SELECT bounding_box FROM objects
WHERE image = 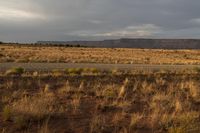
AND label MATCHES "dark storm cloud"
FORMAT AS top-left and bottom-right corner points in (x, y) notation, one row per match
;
(0, 0), (200, 42)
